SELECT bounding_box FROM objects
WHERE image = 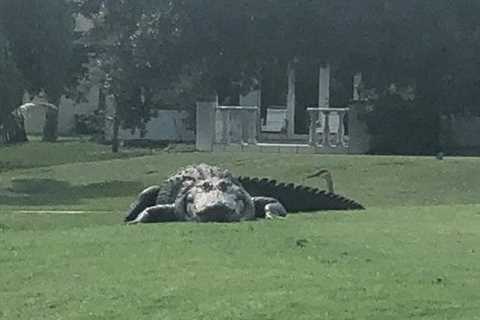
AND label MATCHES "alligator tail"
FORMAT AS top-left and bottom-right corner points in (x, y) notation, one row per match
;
(237, 176), (364, 212)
